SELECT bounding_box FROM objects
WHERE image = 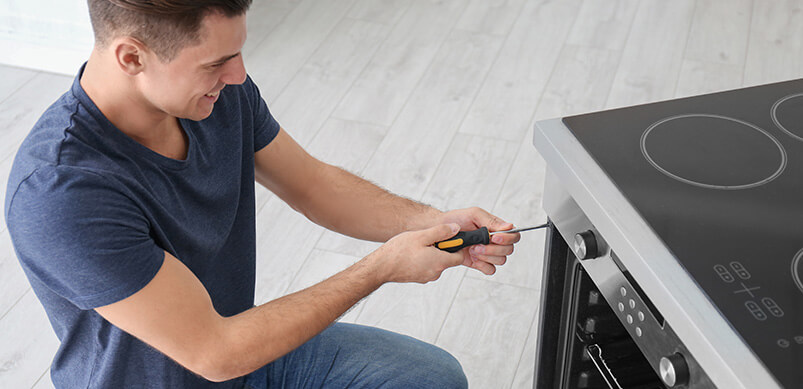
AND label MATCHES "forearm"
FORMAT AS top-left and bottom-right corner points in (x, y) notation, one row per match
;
(209, 254), (387, 381)
(300, 164), (443, 241)
(254, 130), (442, 240)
